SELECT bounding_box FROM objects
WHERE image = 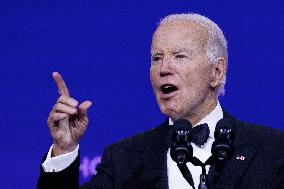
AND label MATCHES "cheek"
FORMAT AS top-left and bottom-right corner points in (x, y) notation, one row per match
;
(150, 69), (159, 88)
(185, 65), (212, 90)
(178, 73), (207, 103)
